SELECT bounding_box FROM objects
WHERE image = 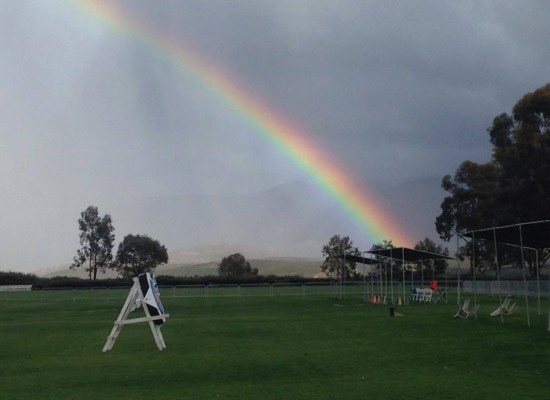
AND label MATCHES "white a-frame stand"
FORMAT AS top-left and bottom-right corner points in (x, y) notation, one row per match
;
(103, 277), (170, 351)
